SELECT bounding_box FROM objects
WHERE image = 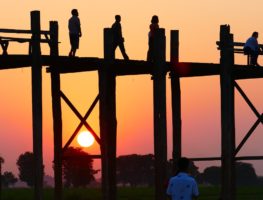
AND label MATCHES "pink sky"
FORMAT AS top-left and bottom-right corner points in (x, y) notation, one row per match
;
(1, 0), (263, 178)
